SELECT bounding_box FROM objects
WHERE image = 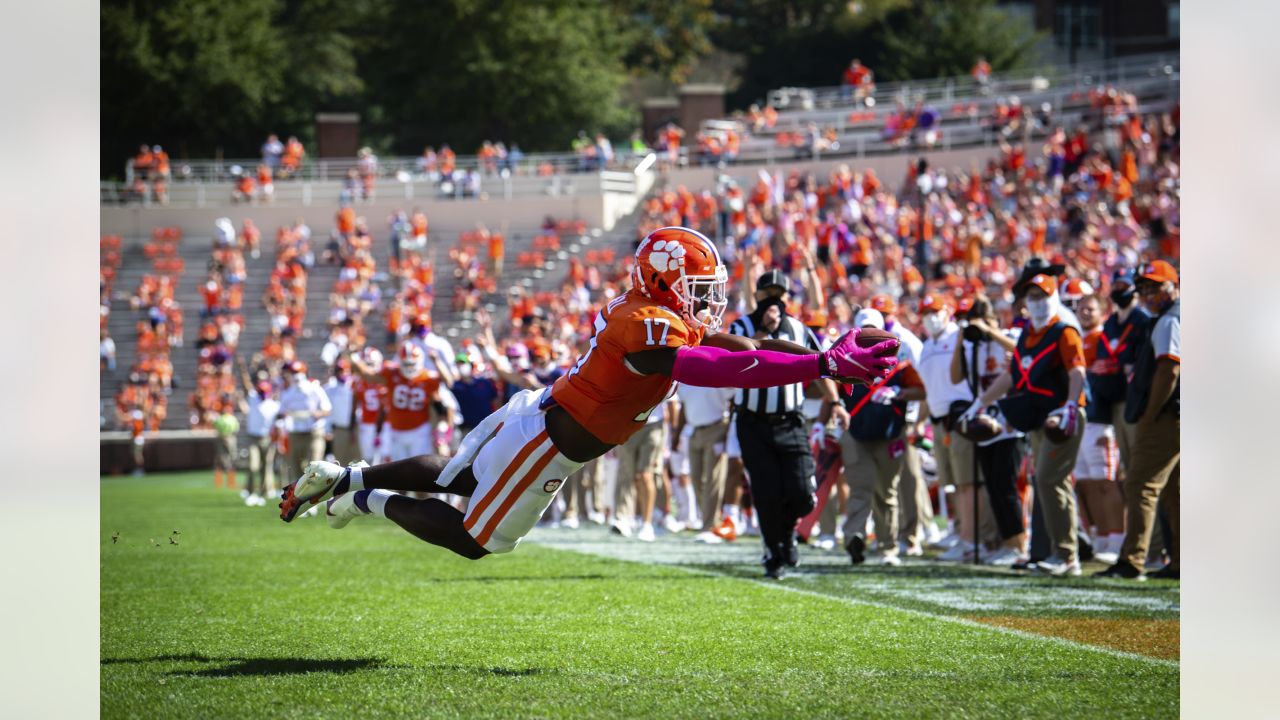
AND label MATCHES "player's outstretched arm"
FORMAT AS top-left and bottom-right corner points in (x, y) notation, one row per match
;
(625, 329), (897, 388)
(702, 331), (813, 356)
